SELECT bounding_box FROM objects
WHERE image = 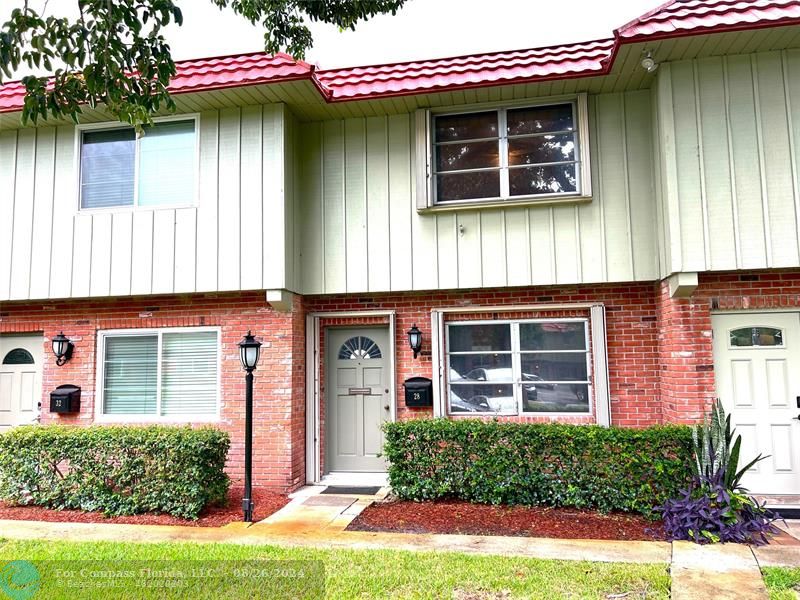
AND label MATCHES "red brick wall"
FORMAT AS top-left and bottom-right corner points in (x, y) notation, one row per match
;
(656, 269), (800, 424)
(4, 269), (796, 489)
(305, 282), (662, 428)
(0, 291), (306, 492)
(656, 280), (715, 423)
